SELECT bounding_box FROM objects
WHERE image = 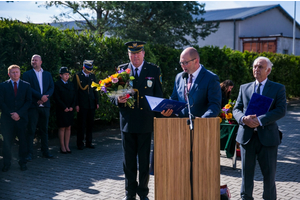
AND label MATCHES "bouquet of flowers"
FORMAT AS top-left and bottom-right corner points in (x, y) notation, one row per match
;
(91, 68), (136, 108)
(219, 99), (237, 124)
